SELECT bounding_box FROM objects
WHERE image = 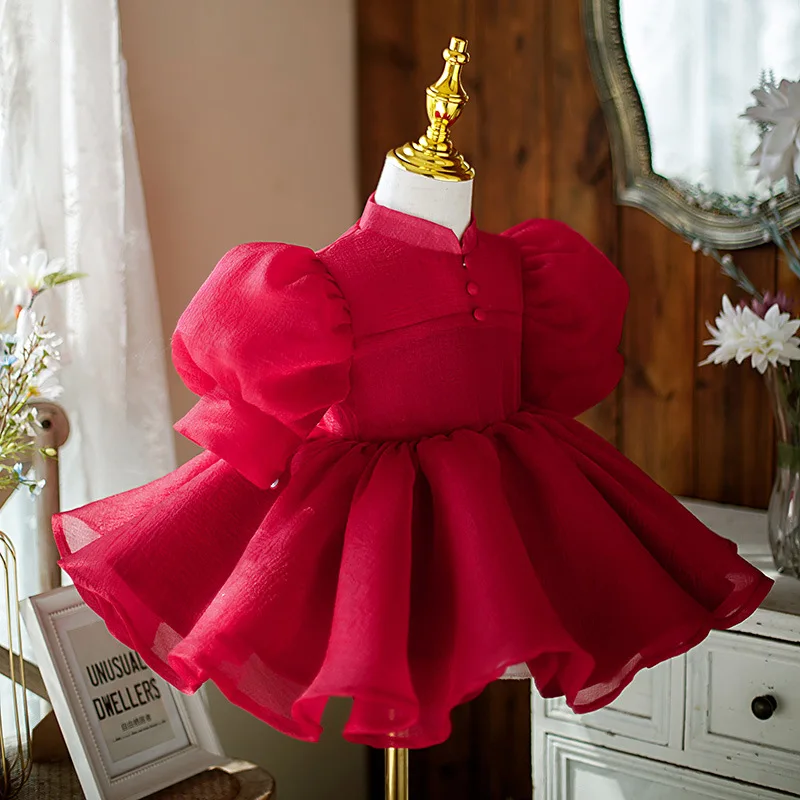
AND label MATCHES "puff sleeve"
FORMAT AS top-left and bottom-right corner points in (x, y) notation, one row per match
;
(503, 219), (628, 417)
(171, 242), (352, 489)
